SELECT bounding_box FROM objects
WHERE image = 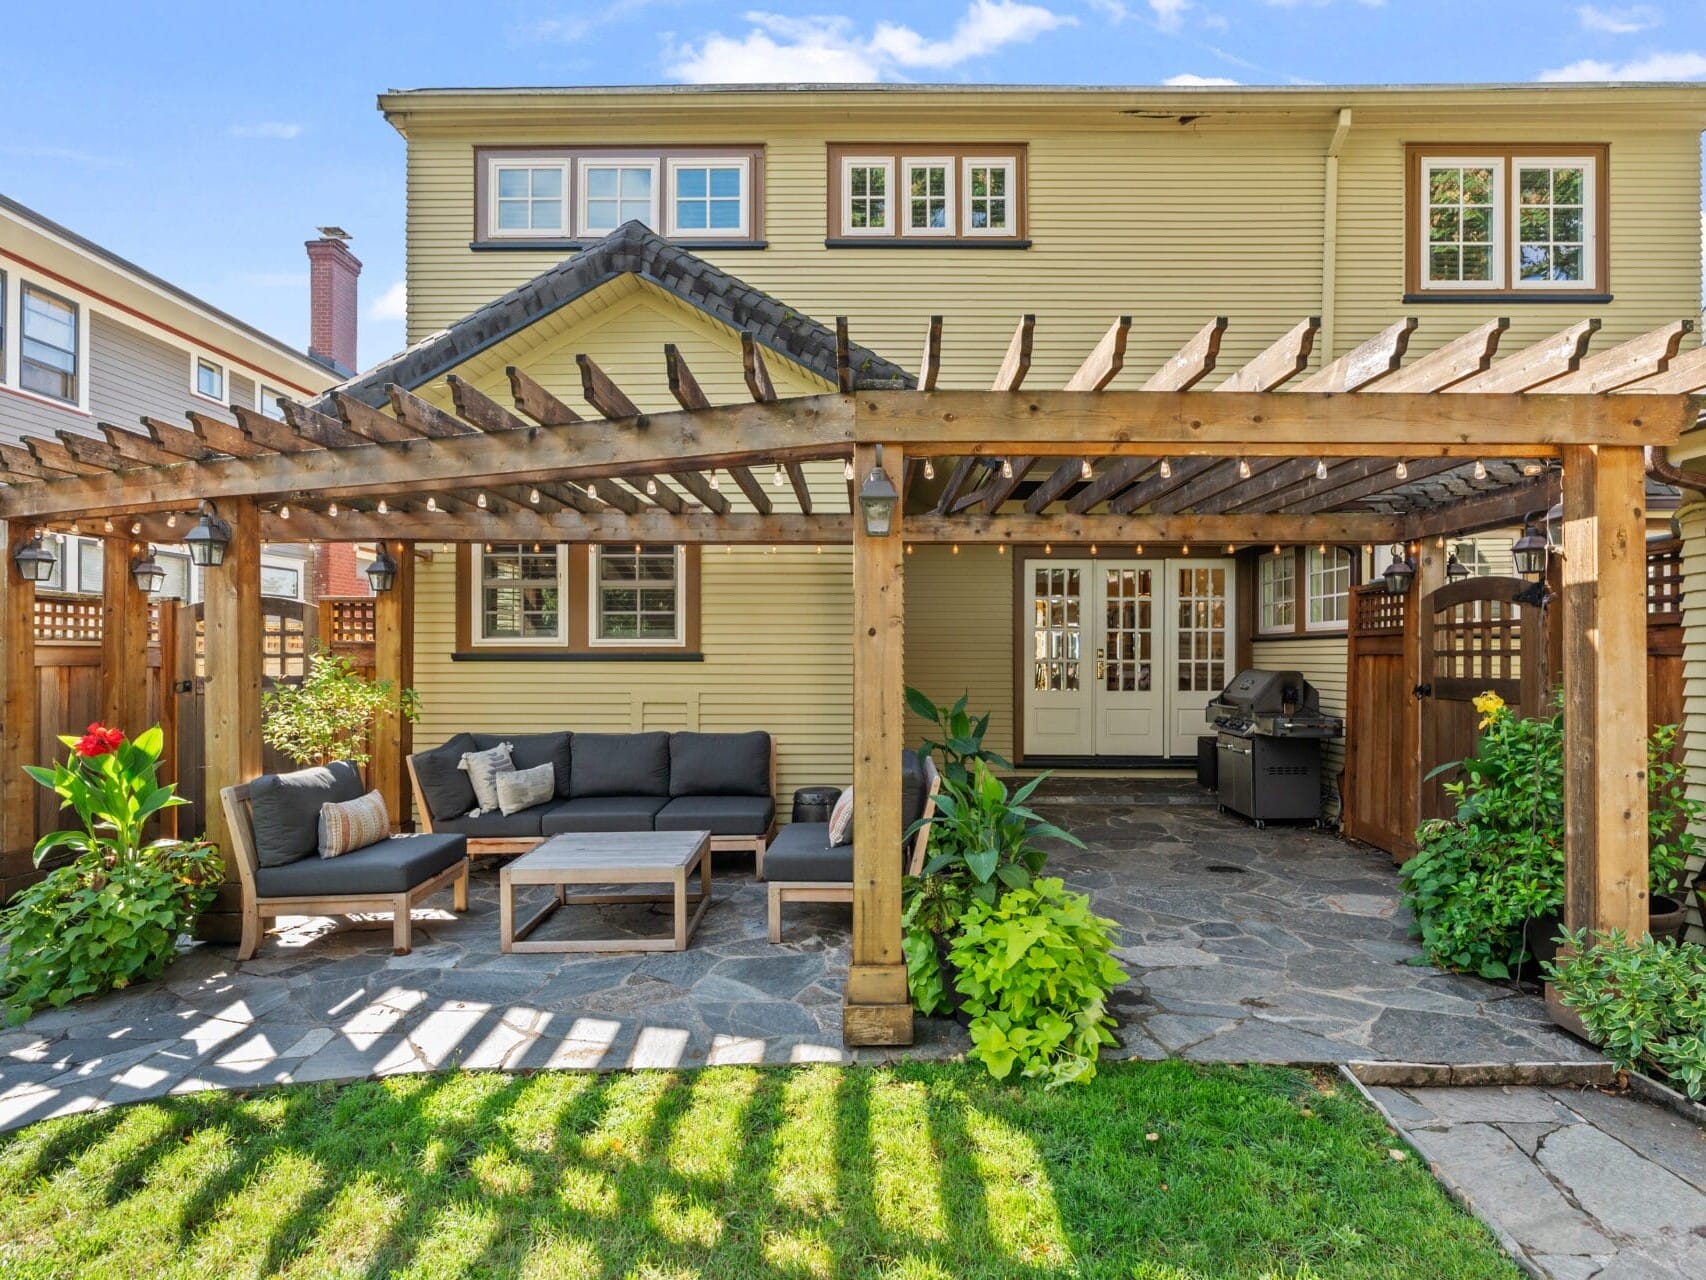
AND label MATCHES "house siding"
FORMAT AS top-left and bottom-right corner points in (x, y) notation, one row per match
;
(1677, 502), (1706, 943)
(1251, 634), (1349, 823)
